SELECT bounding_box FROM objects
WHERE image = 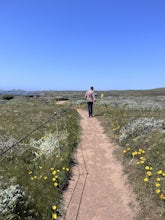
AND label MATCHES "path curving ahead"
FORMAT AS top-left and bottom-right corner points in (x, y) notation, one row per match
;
(60, 109), (138, 220)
